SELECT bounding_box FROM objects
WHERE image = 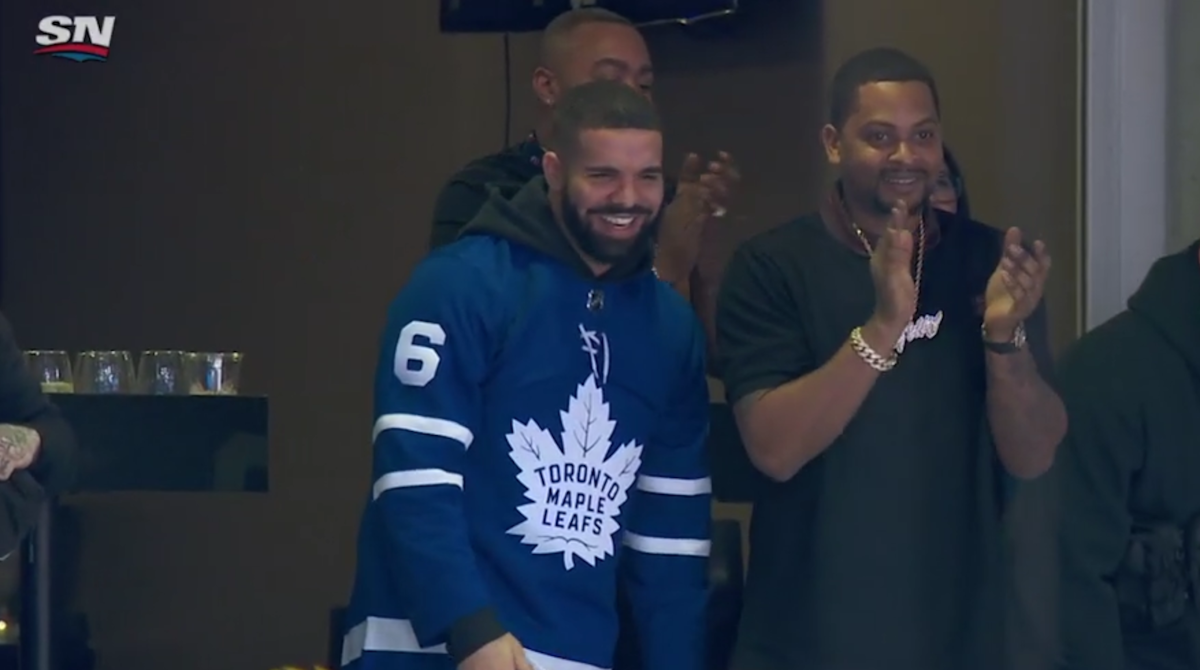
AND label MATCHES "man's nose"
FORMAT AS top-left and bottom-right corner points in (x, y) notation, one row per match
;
(892, 141), (917, 164)
(611, 179), (638, 208)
